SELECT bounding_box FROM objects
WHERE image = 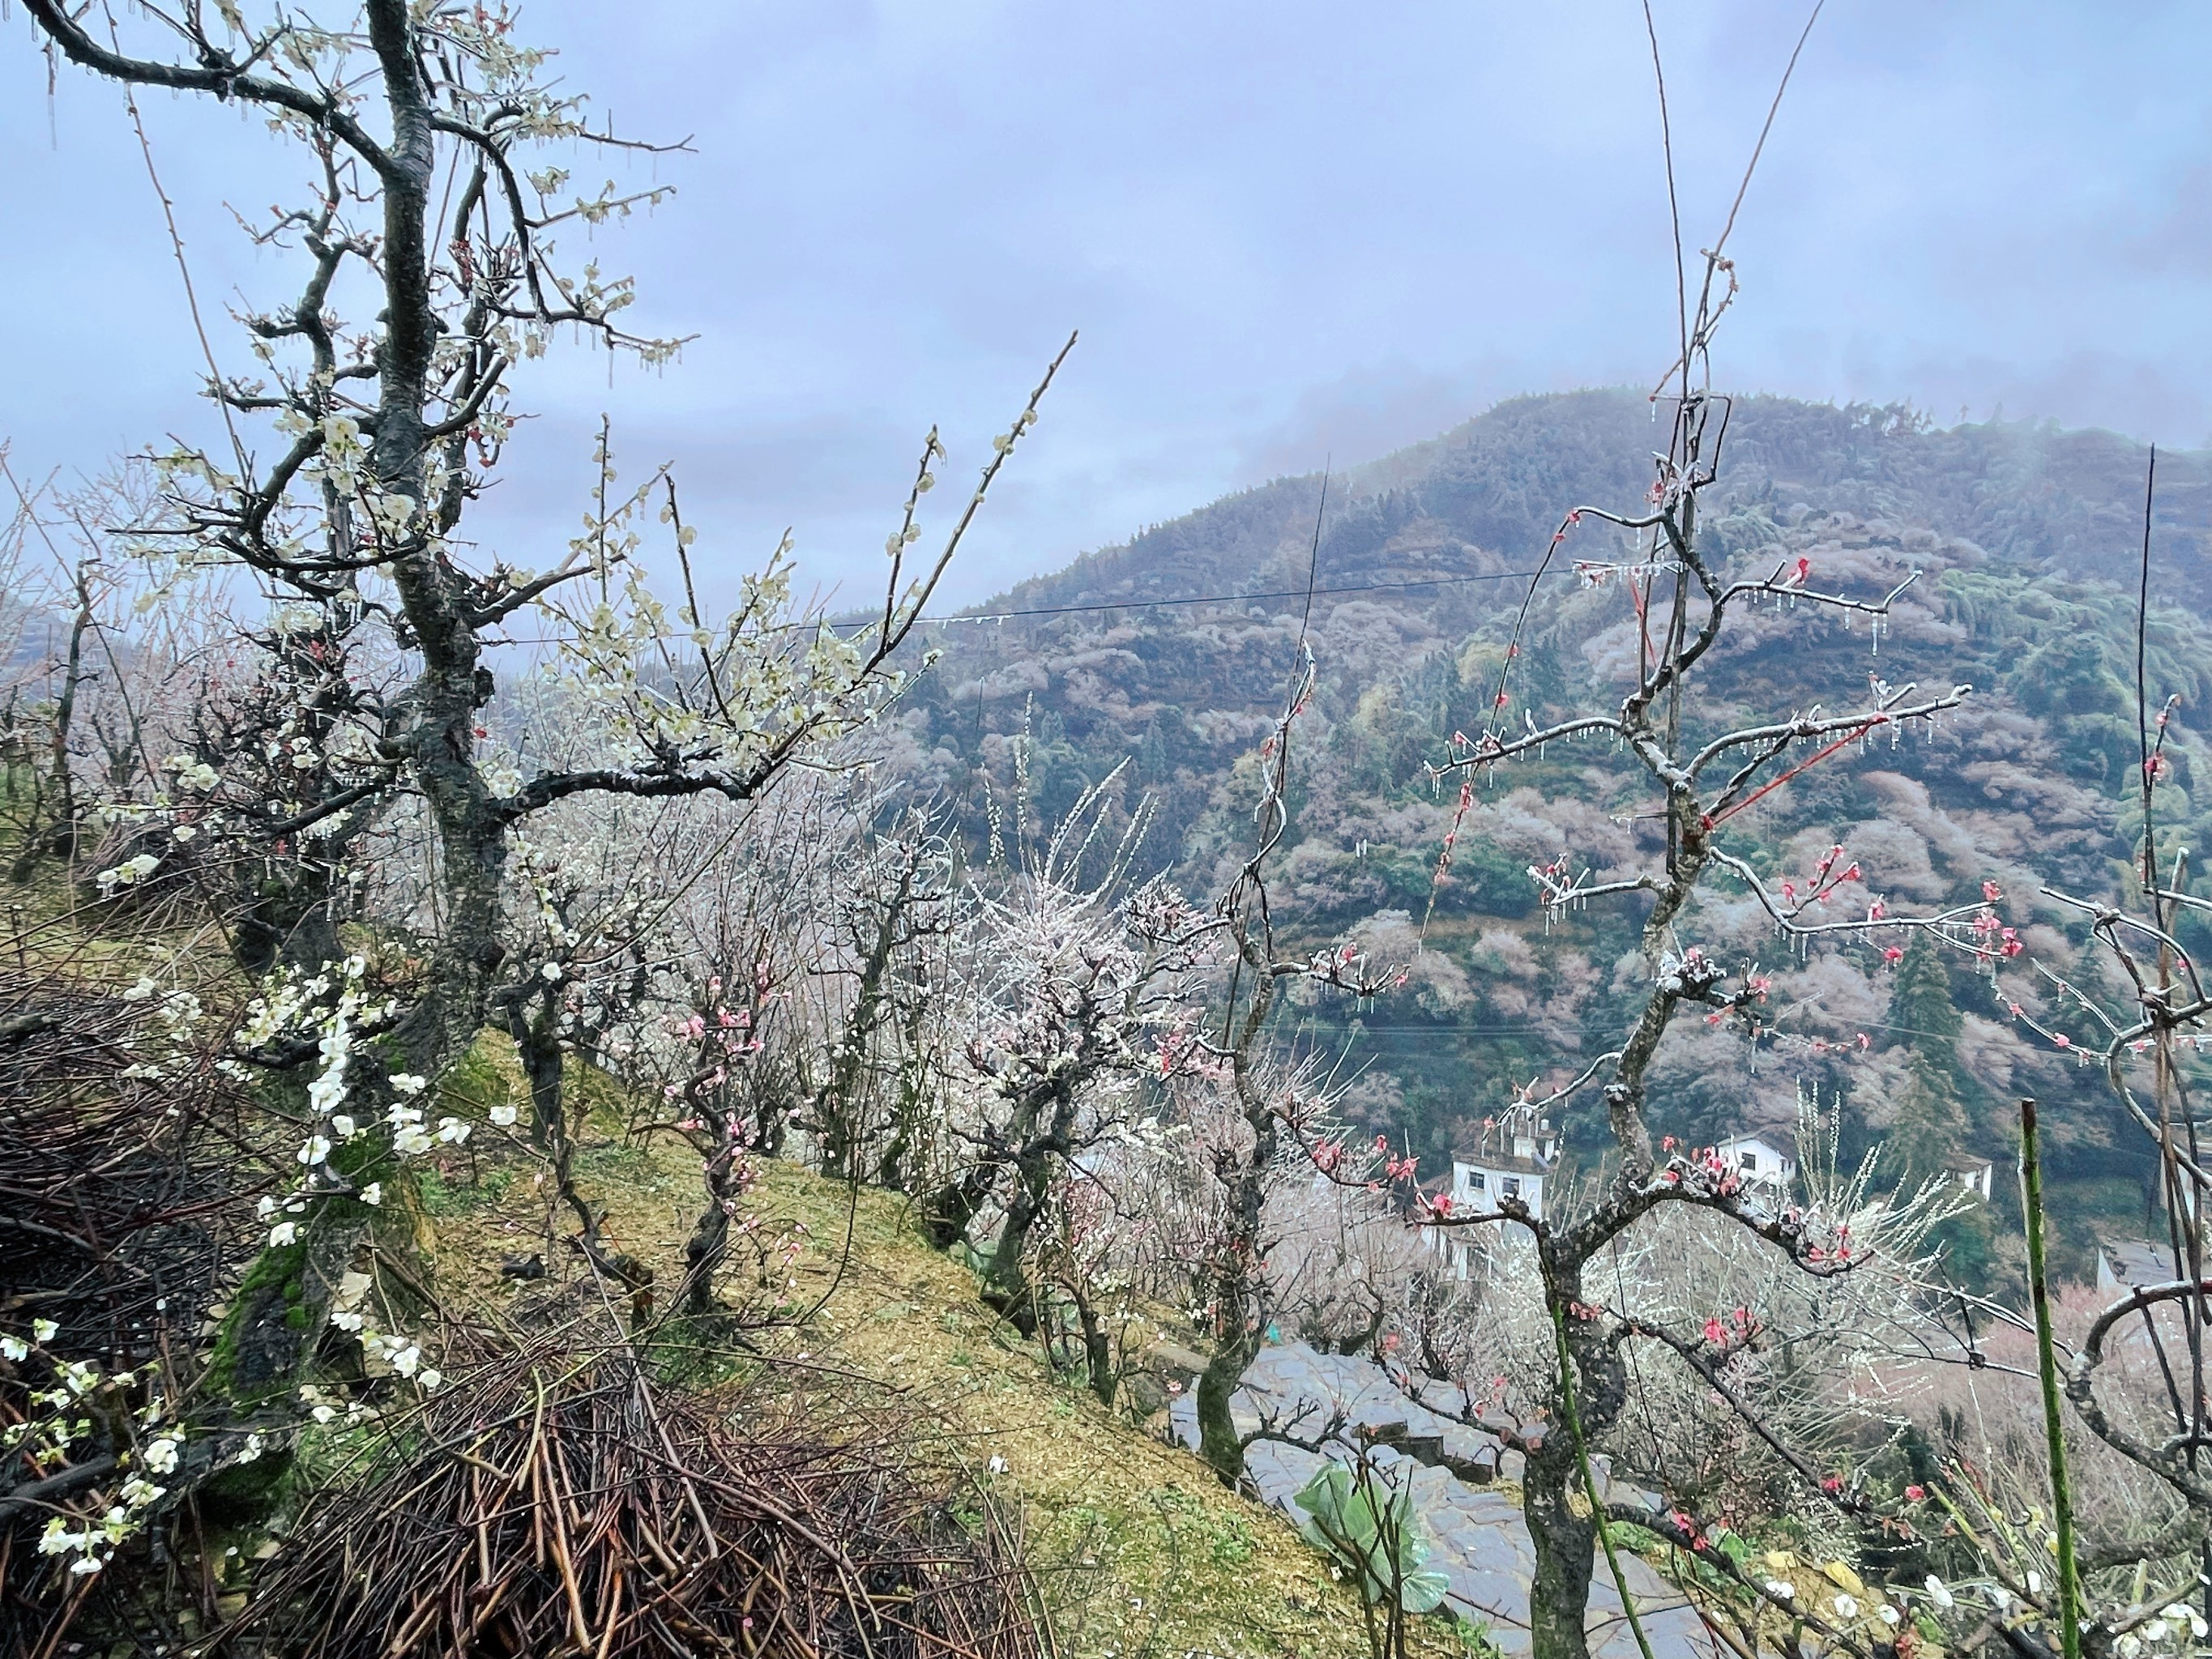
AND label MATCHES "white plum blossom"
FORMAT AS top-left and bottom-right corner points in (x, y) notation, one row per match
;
(20, 1358), (177, 1576)
(436, 1116), (471, 1145)
(268, 1221), (298, 1247)
(389, 1073), (428, 1097)
(359, 1182), (382, 1207)
(489, 1101), (519, 1128)
(96, 852), (162, 894)
(362, 1333), (426, 1378)
(297, 1133), (332, 1166)
(305, 1034), (352, 1115)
